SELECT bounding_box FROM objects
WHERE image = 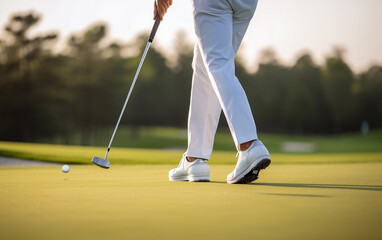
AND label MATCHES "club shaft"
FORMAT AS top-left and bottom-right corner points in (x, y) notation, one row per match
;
(105, 42), (152, 159)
